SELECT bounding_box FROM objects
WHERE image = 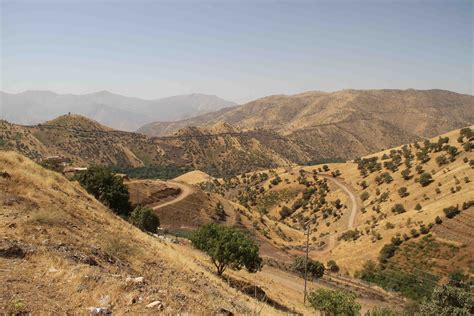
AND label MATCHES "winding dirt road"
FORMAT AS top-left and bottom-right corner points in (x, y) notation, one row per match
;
(303, 172), (361, 255)
(152, 180), (193, 210)
(321, 175), (359, 230)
